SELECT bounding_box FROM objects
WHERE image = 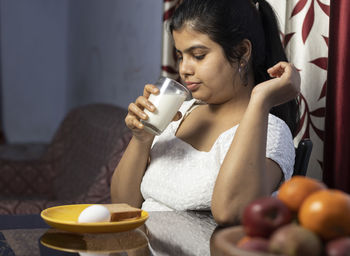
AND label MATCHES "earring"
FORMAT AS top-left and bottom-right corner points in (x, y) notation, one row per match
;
(238, 62), (244, 74)
(238, 59), (248, 86)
